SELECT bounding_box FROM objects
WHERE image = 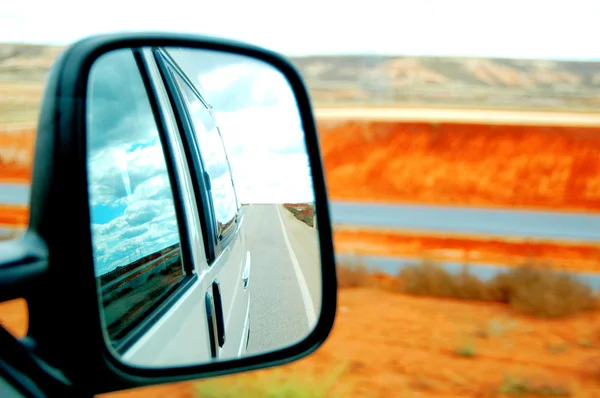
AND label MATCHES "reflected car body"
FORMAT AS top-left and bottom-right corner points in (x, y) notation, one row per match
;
(88, 46), (251, 366)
